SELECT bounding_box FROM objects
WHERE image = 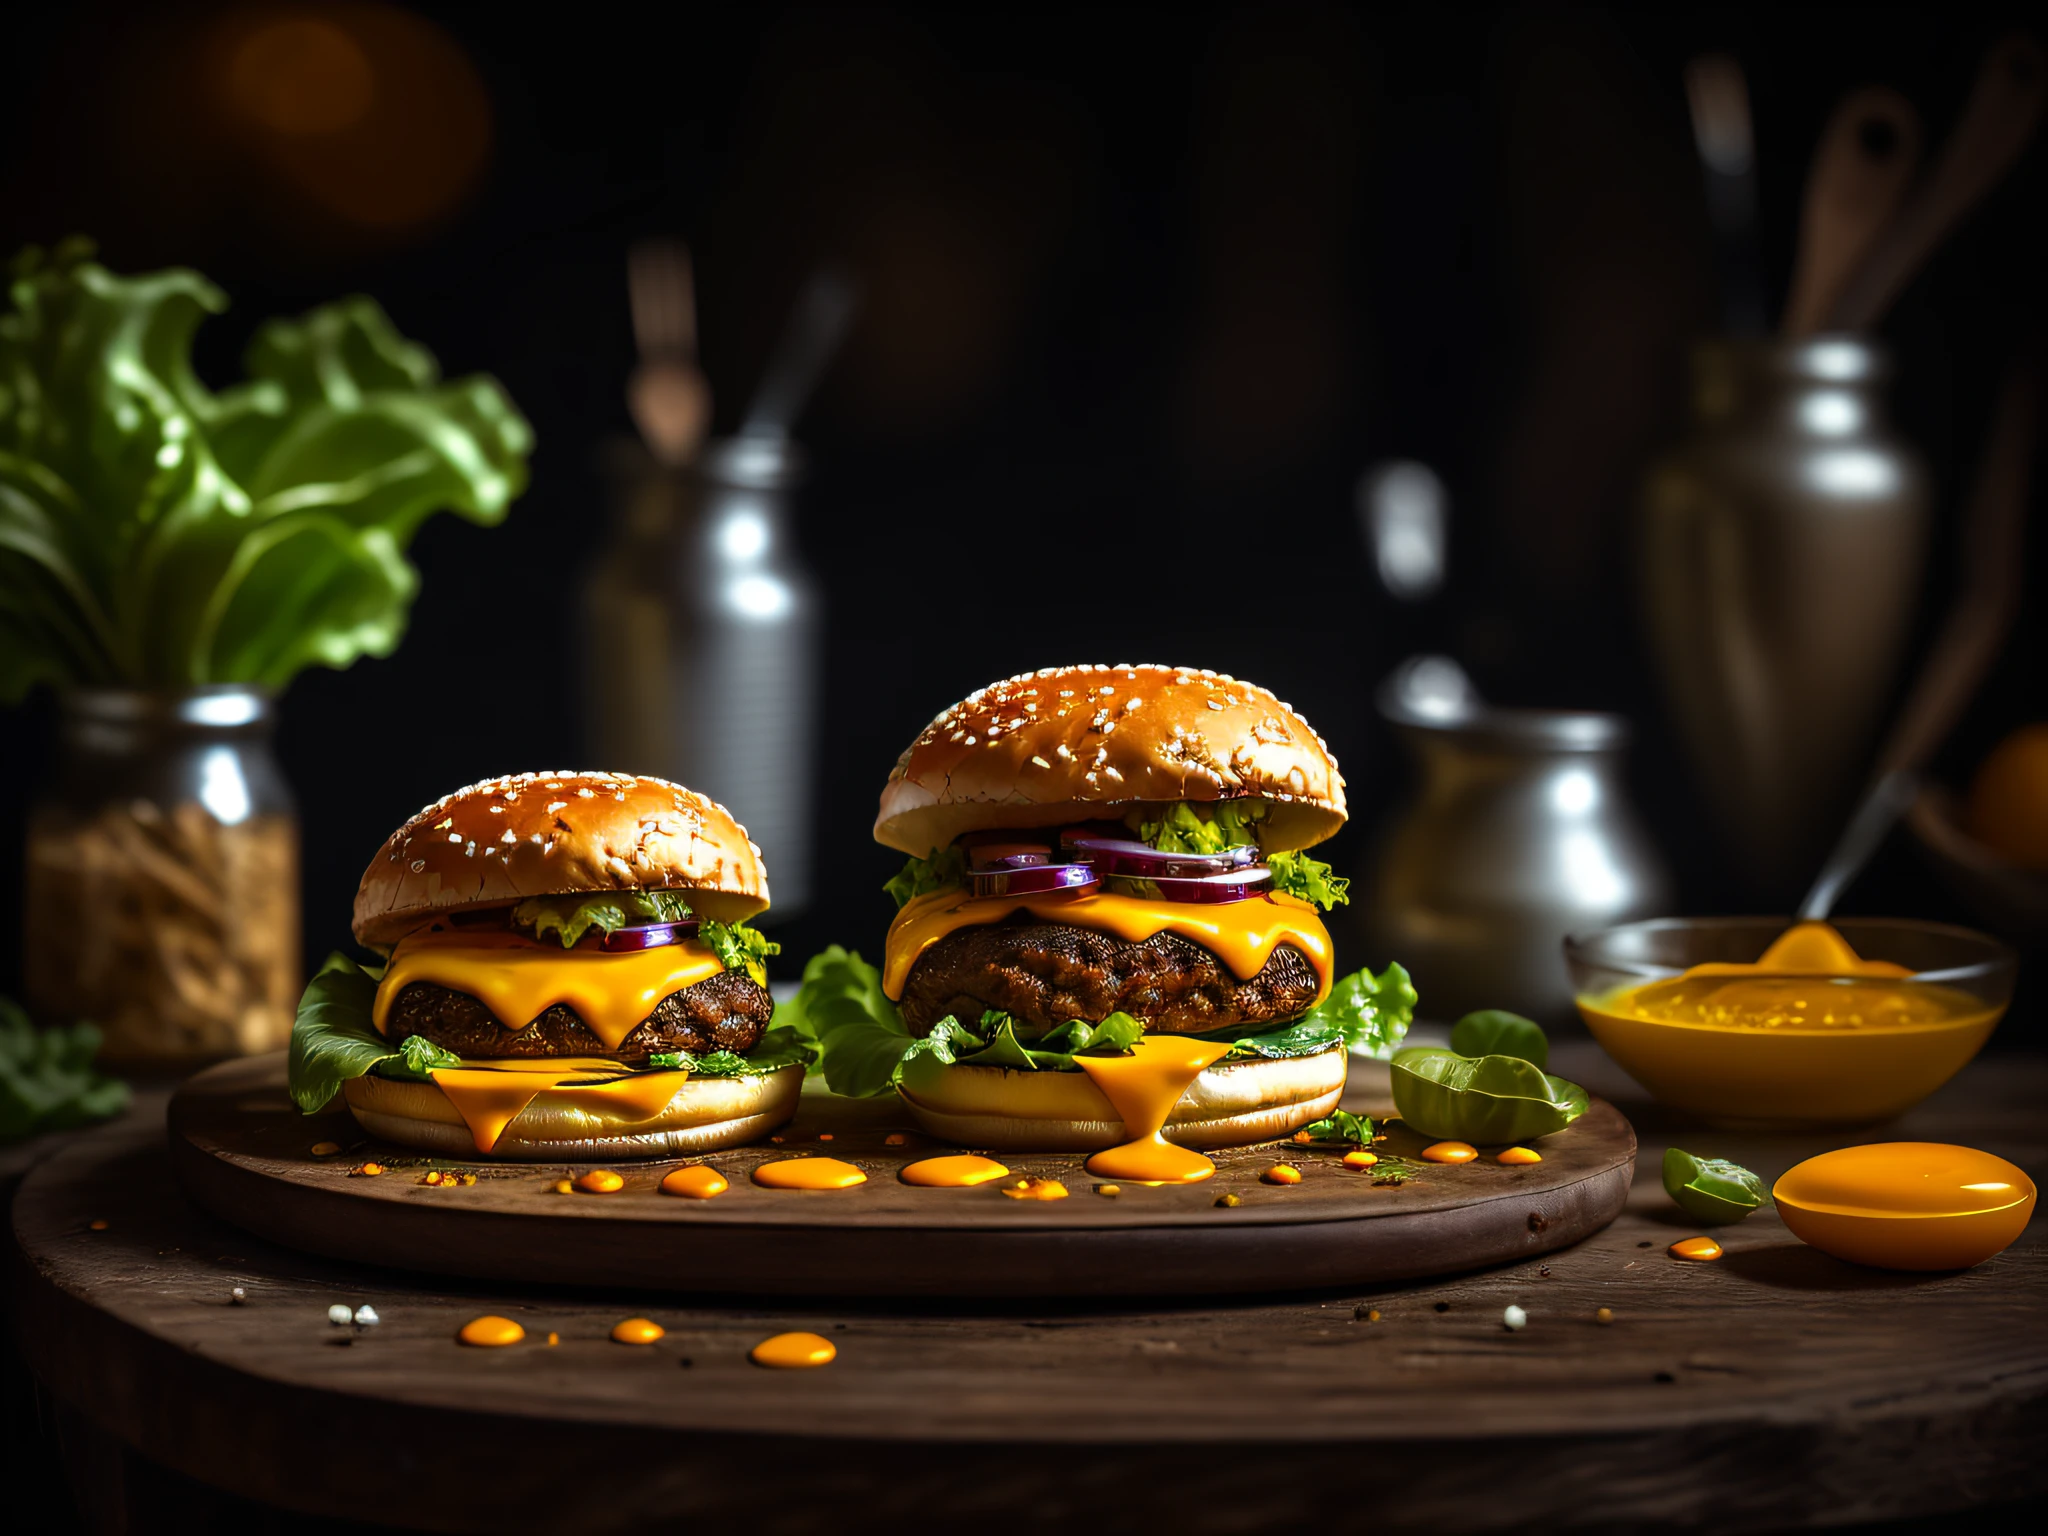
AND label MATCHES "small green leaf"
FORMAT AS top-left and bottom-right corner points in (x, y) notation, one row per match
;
(883, 846), (966, 909)
(1298, 963), (1416, 1059)
(1296, 1108), (1374, 1146)
(1449, 1010), (1549, 1069)
(1389, 1047), (1588, 1143)
(1662, 1148), (1768, 1224)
